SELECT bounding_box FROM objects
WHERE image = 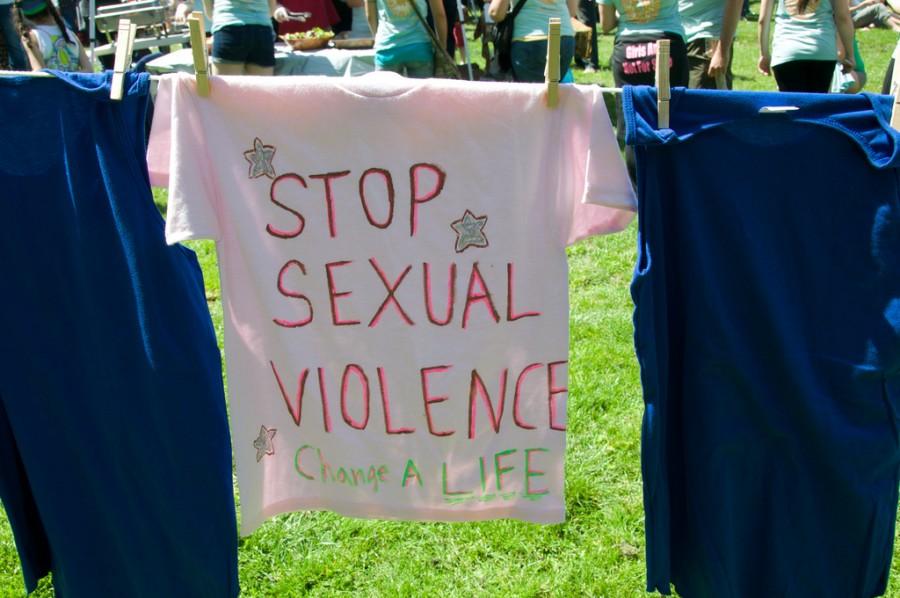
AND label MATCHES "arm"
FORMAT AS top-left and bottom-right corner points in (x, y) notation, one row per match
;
(24, 33), (44, 70)
(599, 3), (617, 32)
(833, 0), (855, 72)
(488, 0), (510, 23)
(757, 0), (774, 75)
(708, 0), (741, 76)
(566, 0), (578, 20)
(203, 0), (214, 20)
(427, 0), (447, 49)
(365, 0), (377, 34)
(77, 44), (93, 72)
(269, 0), (290, 21)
